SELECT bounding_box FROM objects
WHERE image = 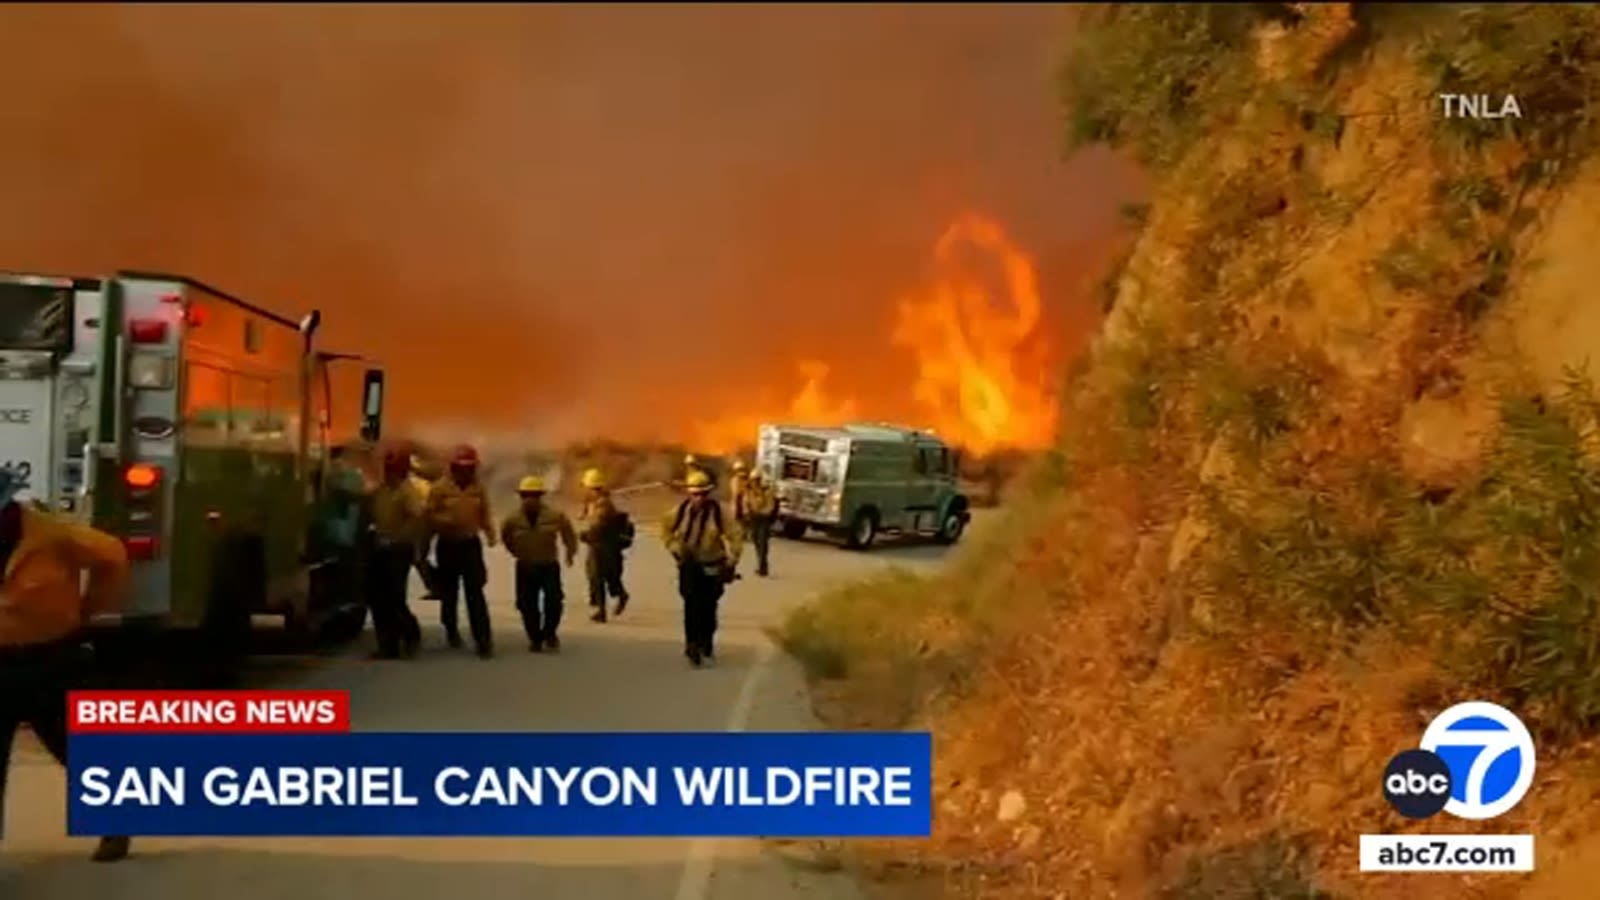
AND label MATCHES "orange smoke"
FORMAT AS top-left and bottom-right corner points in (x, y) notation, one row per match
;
(695, 212), (1058, 455)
